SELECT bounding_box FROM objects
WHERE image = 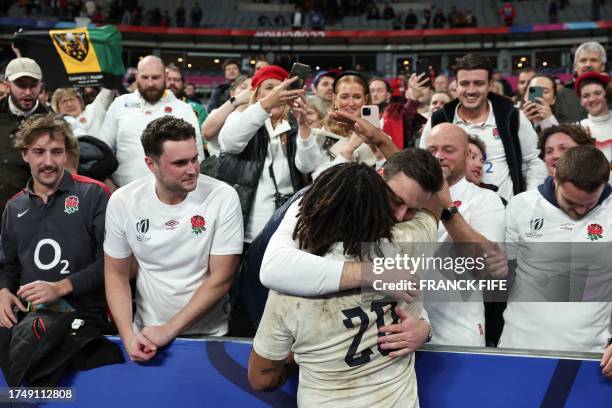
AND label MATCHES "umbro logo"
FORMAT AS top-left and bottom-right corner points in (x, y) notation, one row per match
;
(17, 209), (30, 218)
(165, 220), (179, 230)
